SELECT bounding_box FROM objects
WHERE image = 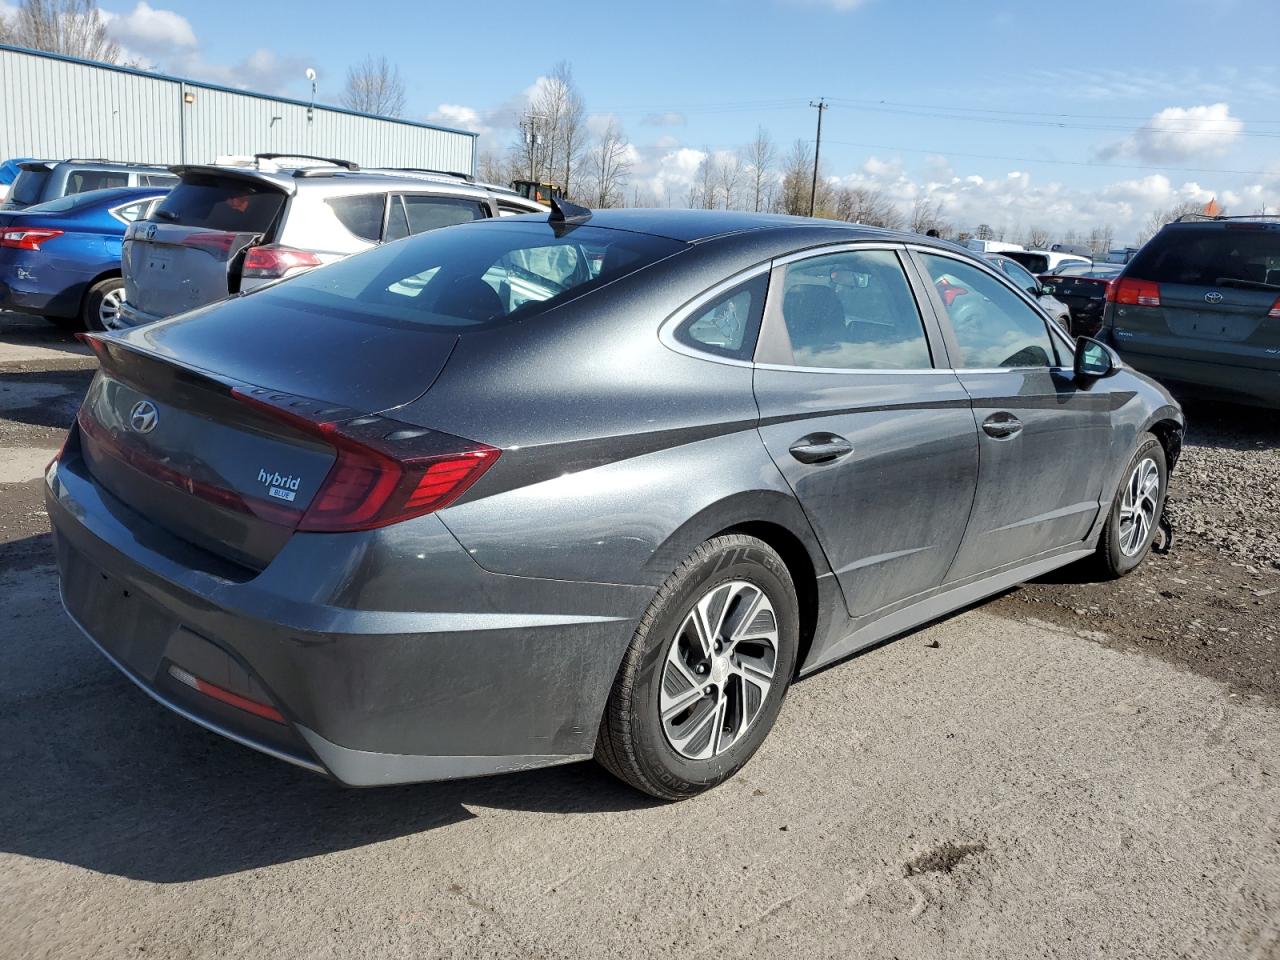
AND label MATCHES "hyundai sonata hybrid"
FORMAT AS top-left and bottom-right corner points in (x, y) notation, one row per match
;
(48, 207), (1184, 799)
